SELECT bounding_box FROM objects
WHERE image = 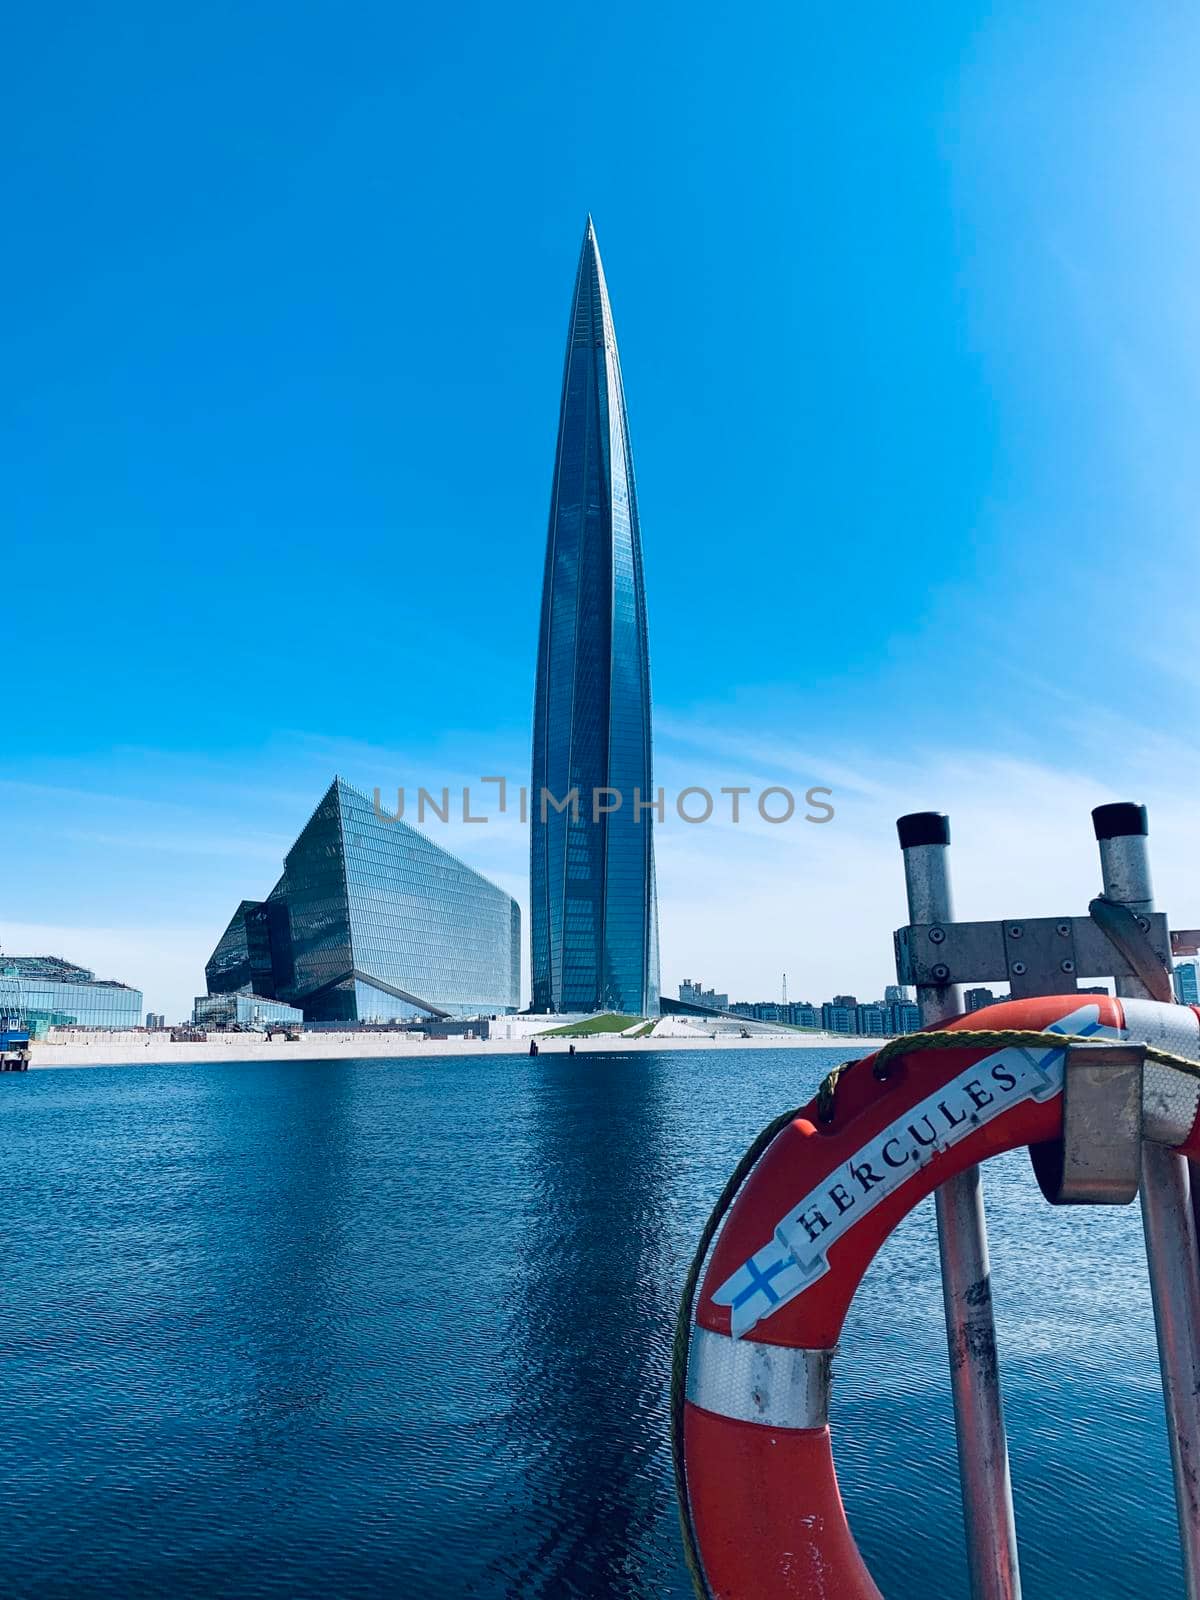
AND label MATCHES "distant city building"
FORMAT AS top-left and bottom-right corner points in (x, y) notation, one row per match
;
(722, 987), (920, 1036)
(855, 1002), (889, 1037)
(530, 219), (659, 1016)
(822, 1000), (858, 1035)
(145, 1012), (166, 1031)
(884, 985), (911, 1004)
(965, 987), (1005, 1013)
(203, 777), (520, 1024)
(889, 1000), (921, 1034)
(728, 999), (786, 1024)
(1175, 959), (1200, 1007)
(679, 979), (730, 1011)
(0, 954), (142, 1035)
(193, 993), (303, 1029)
